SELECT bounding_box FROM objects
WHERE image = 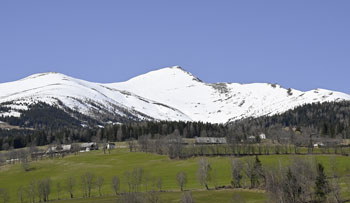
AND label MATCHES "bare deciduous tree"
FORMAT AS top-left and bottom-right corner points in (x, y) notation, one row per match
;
(20, 149), (30, 172)
(112, 176), (121, 195)
(181, 191), (194, 203)
(197, 158), (211, 190)
(0, 188), (9, 203)
(166, 134), (183, 159)
(176, 171), (188, 191)
(124, 168), (144, 193)
(265, 157), (317, 203)
(138, 135), (151, 153)
(71, 143), (80, 155)
(97, 176), (104, 197)
(81, 172), (95, 198)
(230, 193), (246, 203)
(127, 139), (137, 152)
(56, 182), (61, 200)
(37, 178), (51, 202)
(155, 177), (162, 192)
(146, 191), (162, 203)
(231, 158), (244, 188)
(244, 156), (263, 188)
(17, 186), (25, 203)
(66, 176), (75, 199)
(27, 179), (36, 203)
